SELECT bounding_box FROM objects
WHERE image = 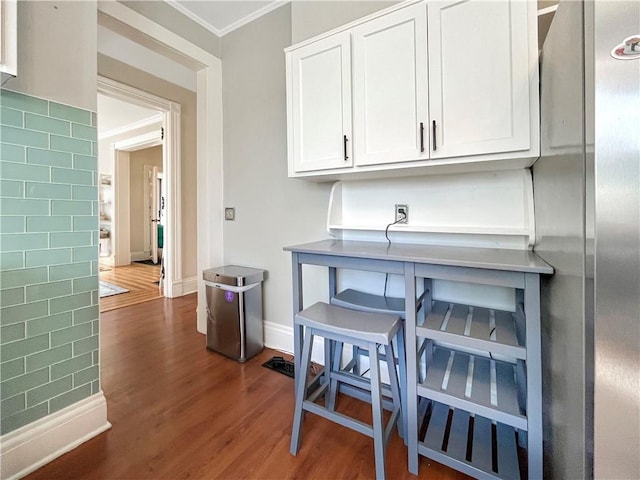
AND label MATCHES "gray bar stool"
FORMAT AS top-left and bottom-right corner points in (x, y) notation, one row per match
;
(290, 302), (403, 480)
(330, 289), (407, 439)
